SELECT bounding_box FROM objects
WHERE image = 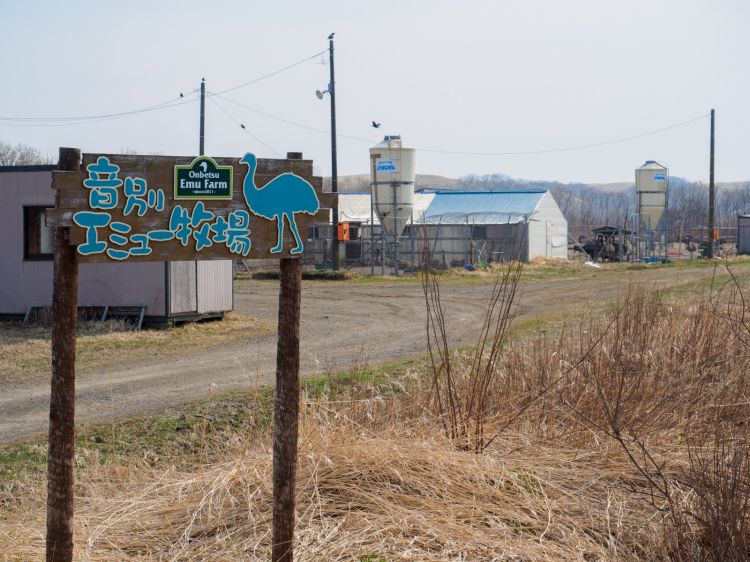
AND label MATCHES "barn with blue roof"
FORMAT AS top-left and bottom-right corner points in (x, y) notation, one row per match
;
(335, 188), (568, 265)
